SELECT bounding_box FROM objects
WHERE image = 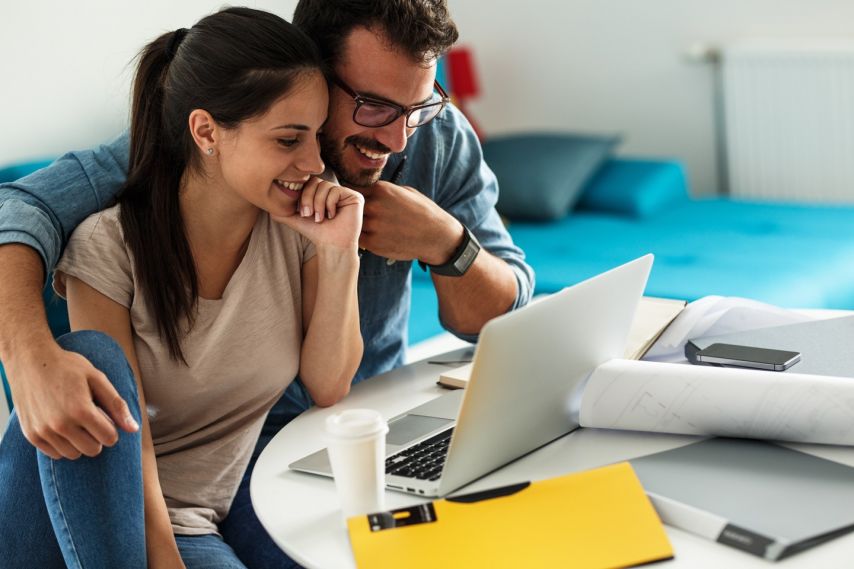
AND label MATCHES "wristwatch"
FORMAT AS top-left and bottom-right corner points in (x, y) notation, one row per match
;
(418, 225), (481, 277)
